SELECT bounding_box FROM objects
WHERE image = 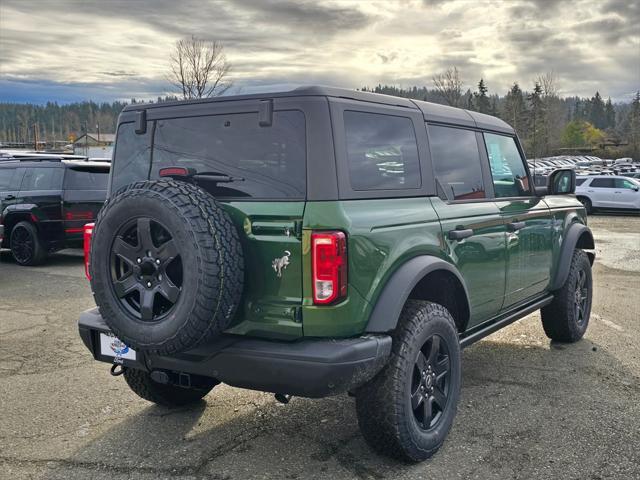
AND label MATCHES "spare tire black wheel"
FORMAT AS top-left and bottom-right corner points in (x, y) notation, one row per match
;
(90, 180), (244, 355)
